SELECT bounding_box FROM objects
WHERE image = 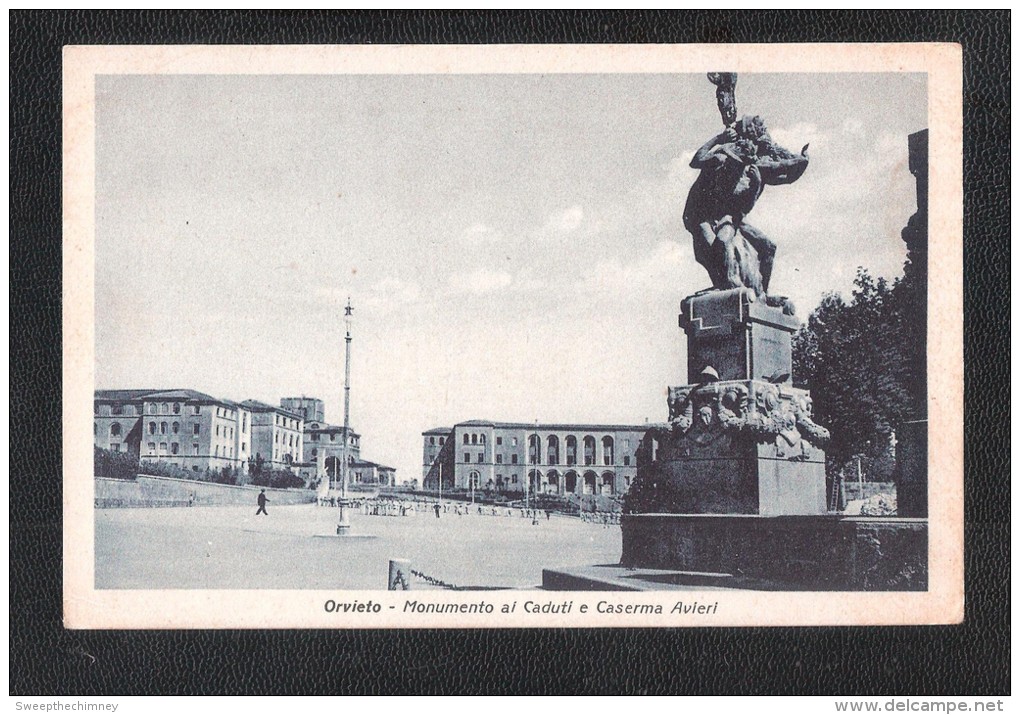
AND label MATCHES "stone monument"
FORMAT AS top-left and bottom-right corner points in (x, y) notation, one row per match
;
(635, 72), (829, 517)
(543, 75), (928, 591)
